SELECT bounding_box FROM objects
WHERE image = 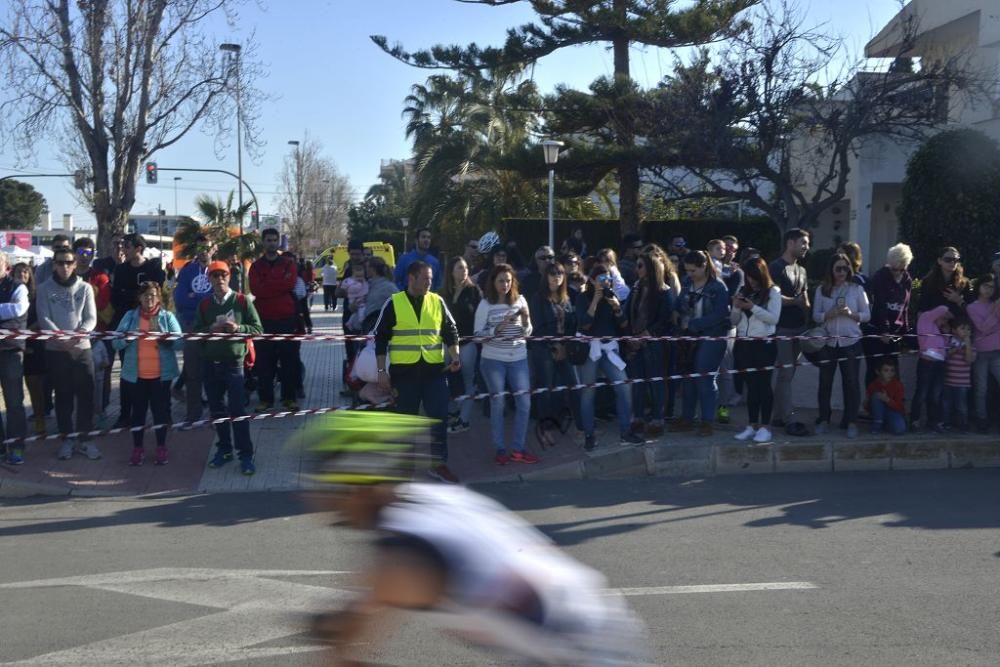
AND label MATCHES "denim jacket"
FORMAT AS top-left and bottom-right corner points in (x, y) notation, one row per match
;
(679, 277), (731, 337)
(528, 293), (578, 350)
(112, 308), (183, 383)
